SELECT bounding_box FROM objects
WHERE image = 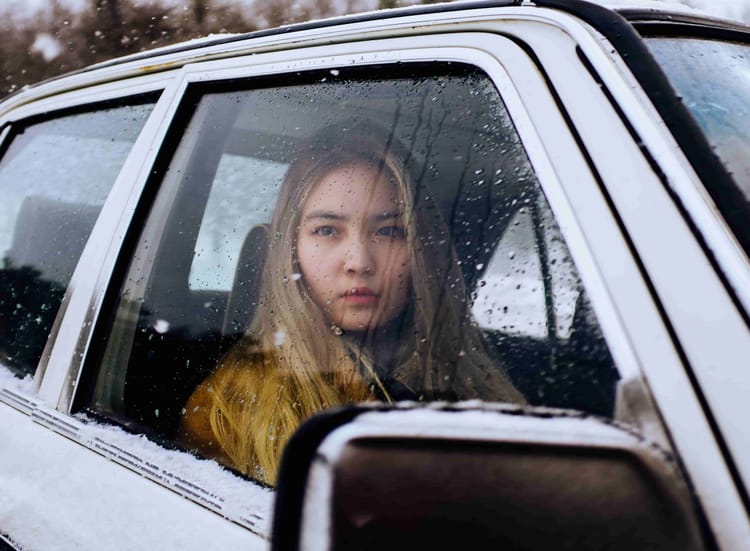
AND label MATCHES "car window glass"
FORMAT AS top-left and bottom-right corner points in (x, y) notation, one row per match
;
(646, 37), (750, 254)
(0, 101), (155, 380)
(81, 65), (619, 485)
(189, 154), (287, 291)
(473, 203), (578, 339)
